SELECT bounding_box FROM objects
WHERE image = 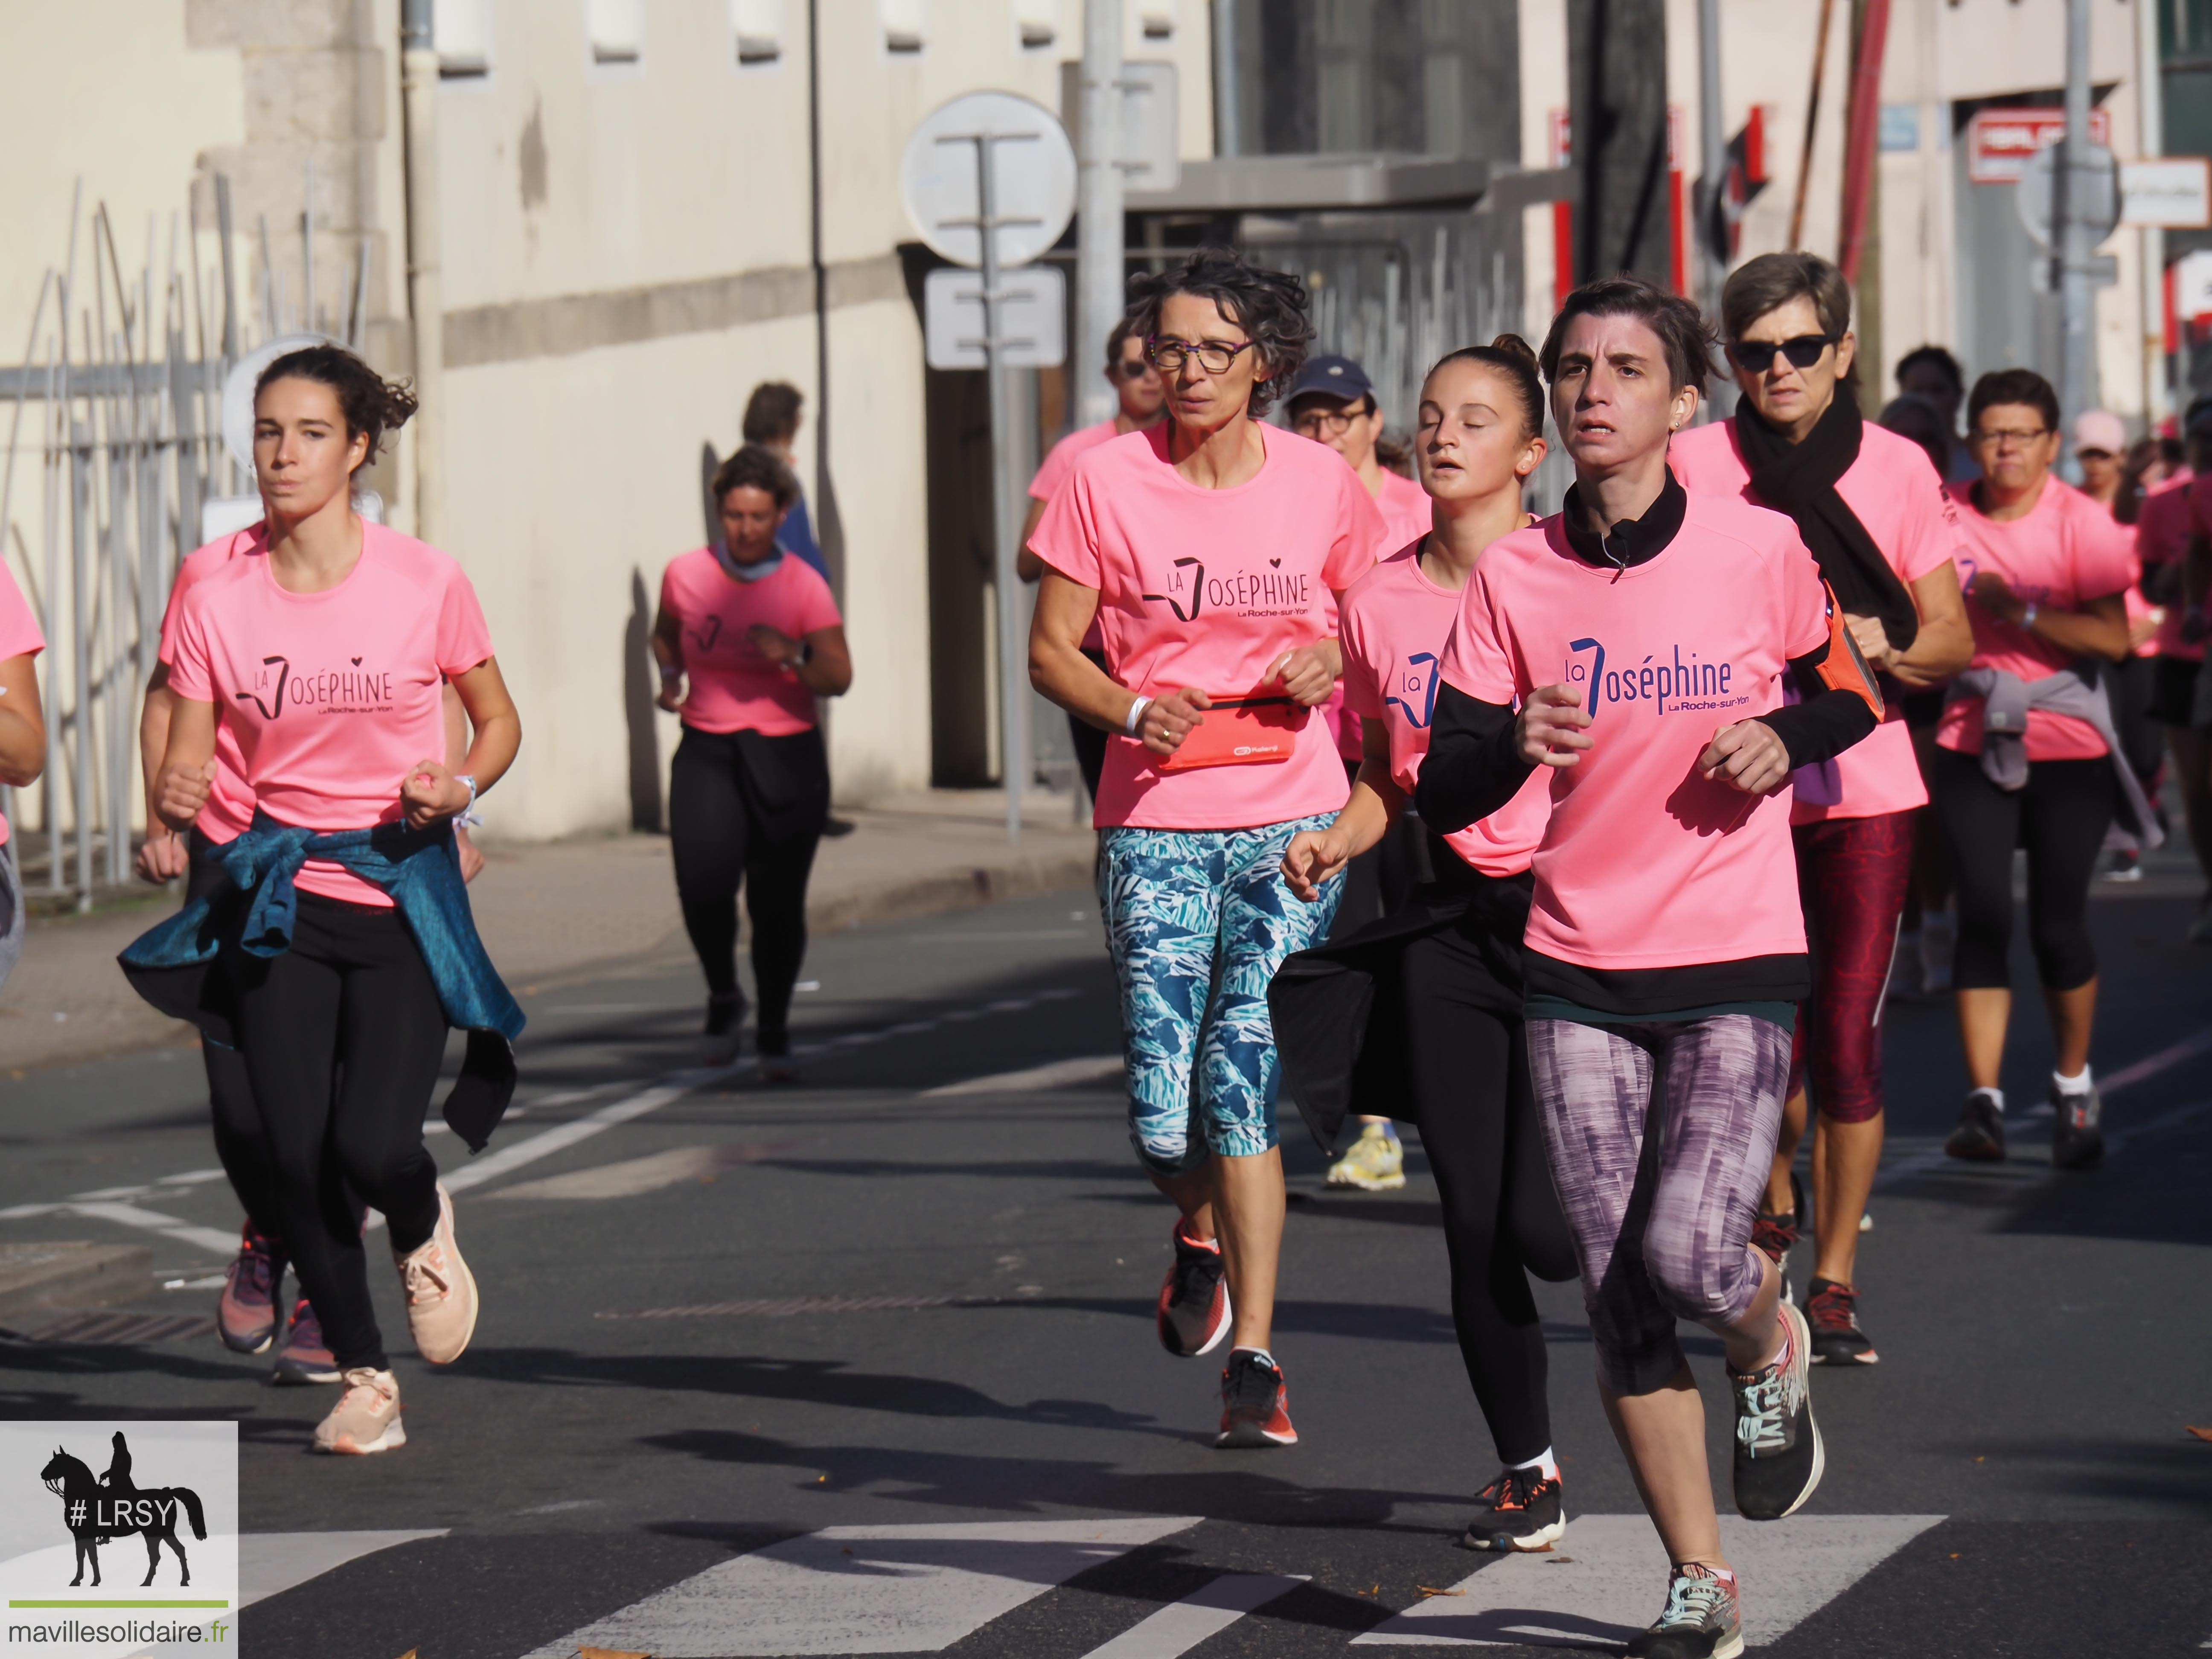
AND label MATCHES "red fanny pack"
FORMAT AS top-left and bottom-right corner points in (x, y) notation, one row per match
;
(1153, 694), (1307, 771)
